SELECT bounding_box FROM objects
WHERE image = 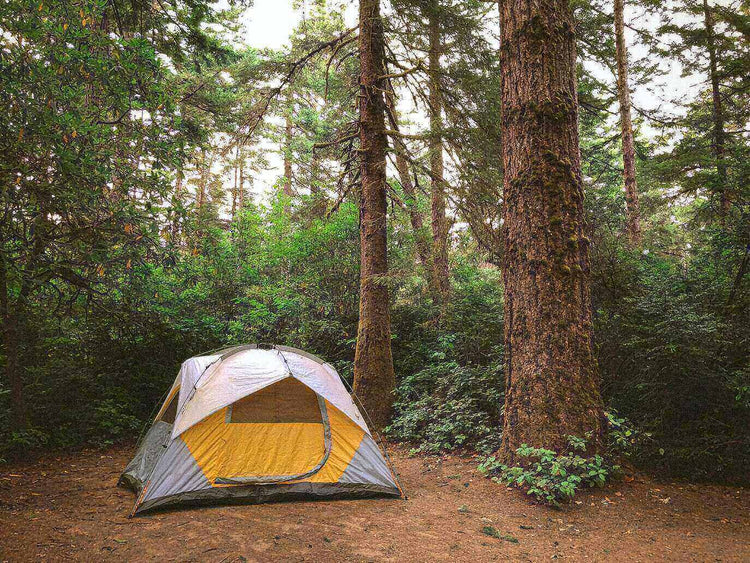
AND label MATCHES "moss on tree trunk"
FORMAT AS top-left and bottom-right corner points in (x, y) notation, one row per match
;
(353, 0), (396, 431)
(498, 0), (605, 461)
